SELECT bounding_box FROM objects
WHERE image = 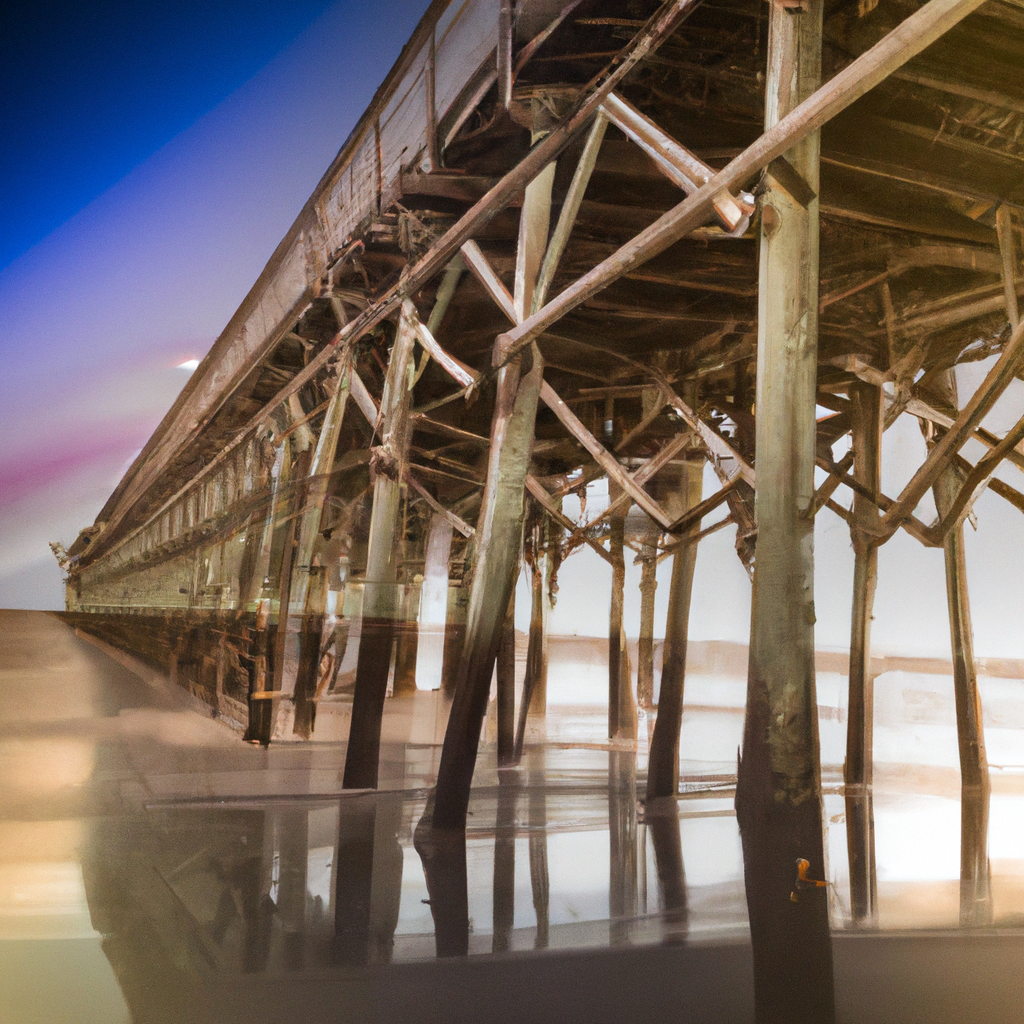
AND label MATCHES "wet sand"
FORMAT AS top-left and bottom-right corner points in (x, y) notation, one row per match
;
(1, 610), (1023, 1022)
